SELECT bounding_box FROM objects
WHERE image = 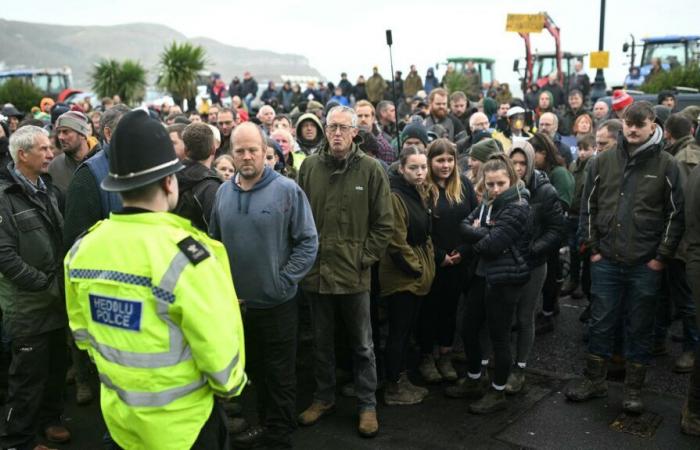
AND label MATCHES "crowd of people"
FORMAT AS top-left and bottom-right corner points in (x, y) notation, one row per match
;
(1, 60), (700, 450)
